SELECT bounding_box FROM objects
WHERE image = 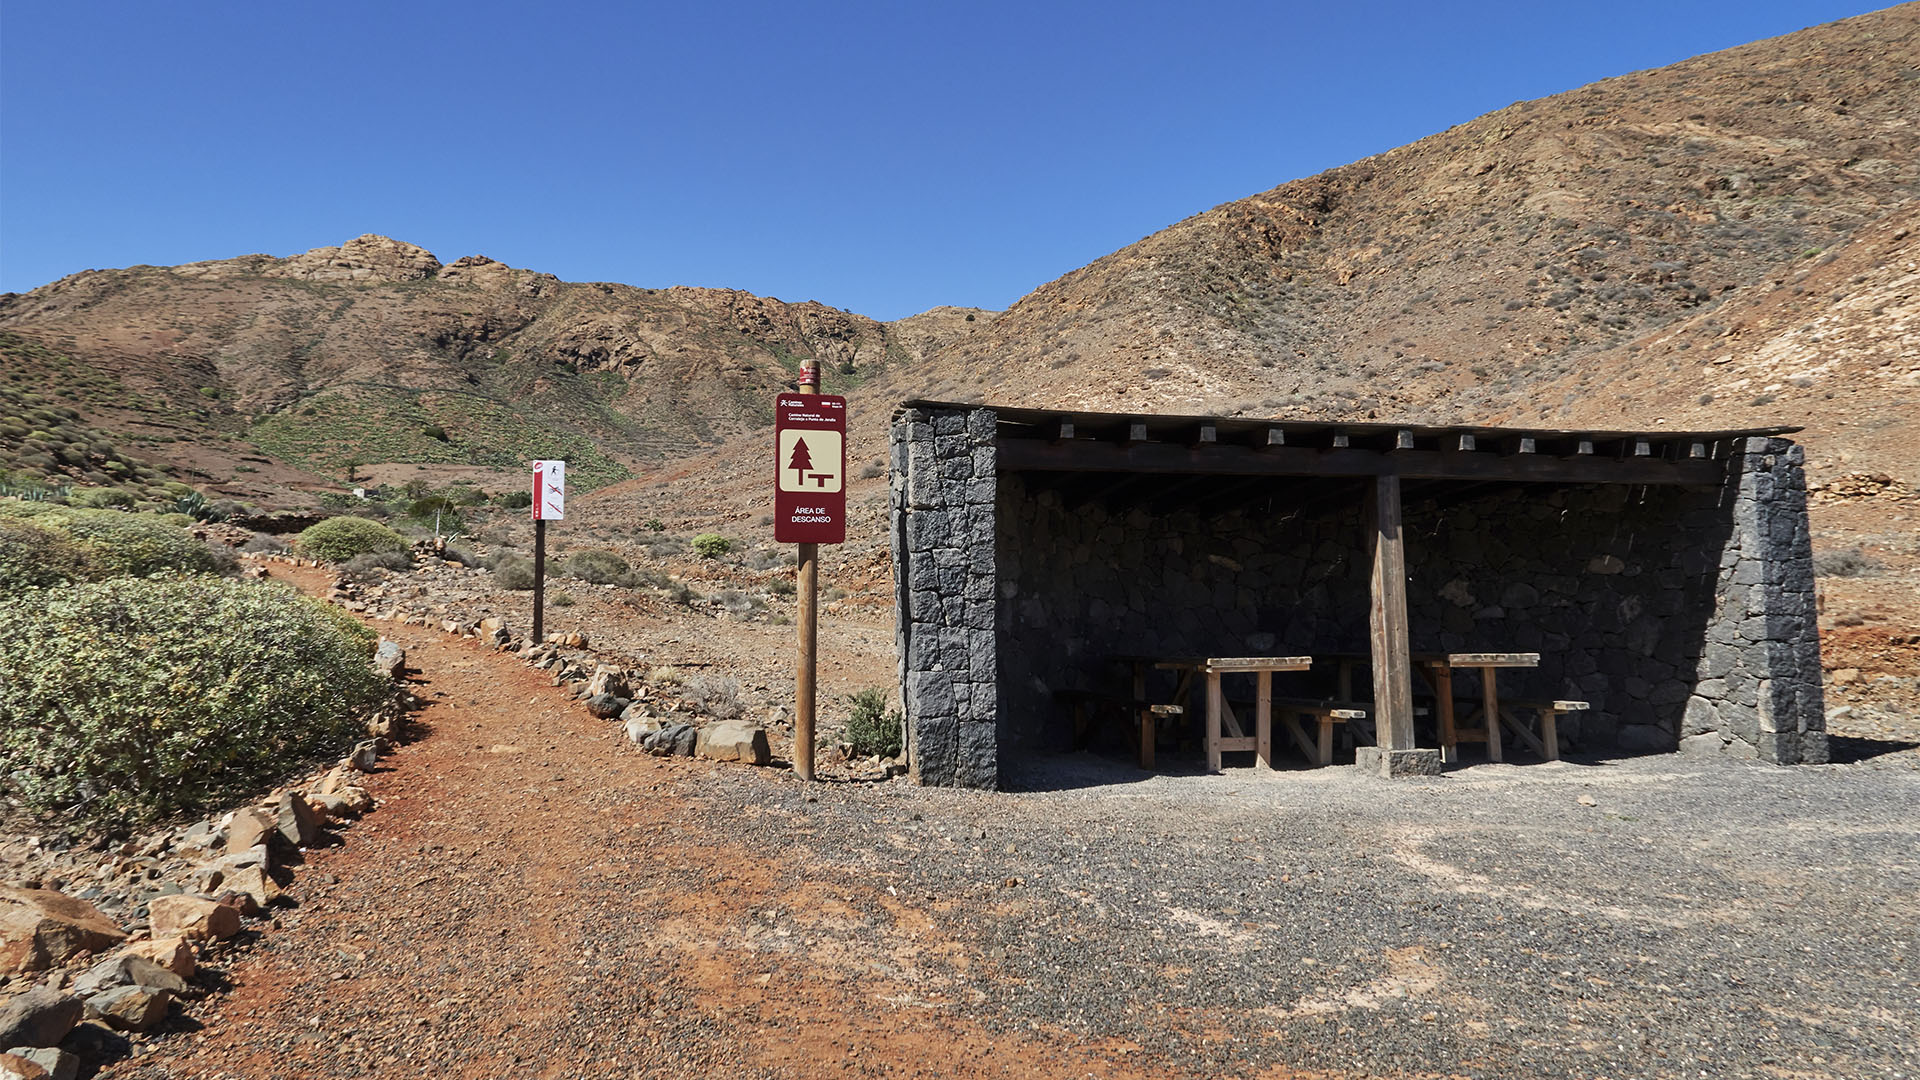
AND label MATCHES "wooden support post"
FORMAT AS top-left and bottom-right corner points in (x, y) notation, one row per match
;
(1255, 670), (1273, 771)
(793, 359), (822, 782)
(1206, 670), (1224, 773)
(1481, 666), (1502, 763)
(532, 518), (546, 645)
(1435, 664), (1458, 763)
(1133, 661), (1153, 770)
(1541, 708), (1561, 762)
(1368, 474), (1415, 751)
